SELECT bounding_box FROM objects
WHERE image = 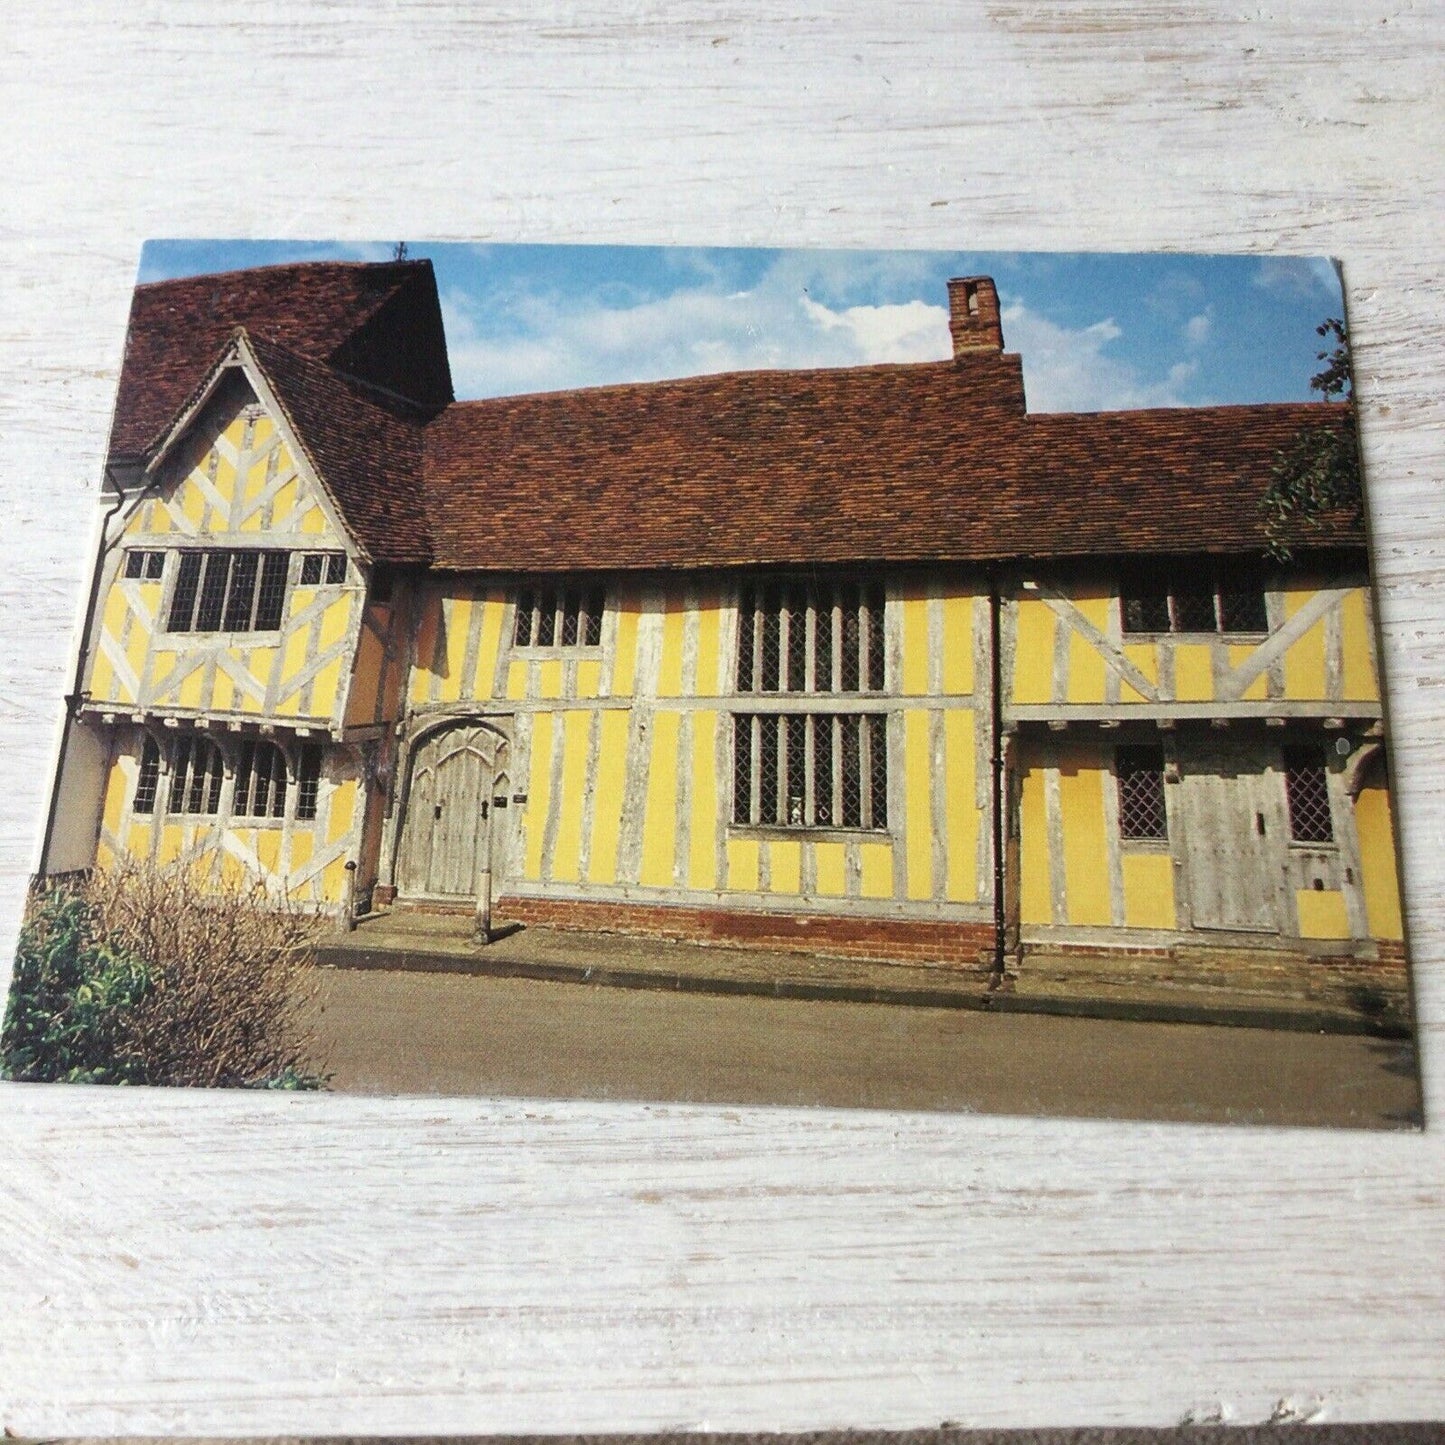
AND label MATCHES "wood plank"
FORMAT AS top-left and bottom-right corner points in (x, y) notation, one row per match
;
(0, 0), (1443, 1432)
